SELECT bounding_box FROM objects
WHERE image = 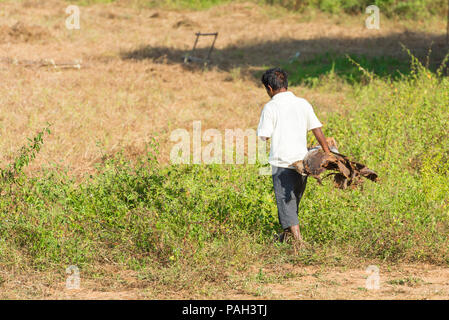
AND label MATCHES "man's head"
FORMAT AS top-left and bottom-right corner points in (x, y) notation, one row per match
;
(261, 68), (288, 98)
